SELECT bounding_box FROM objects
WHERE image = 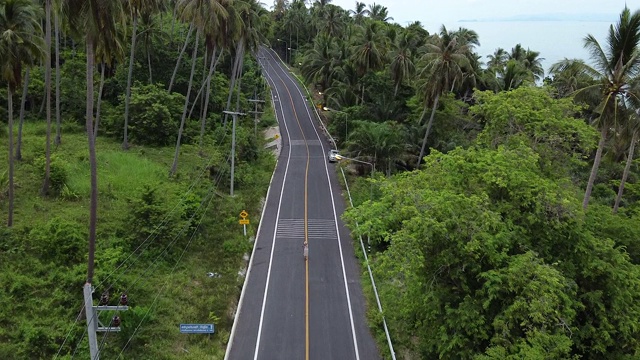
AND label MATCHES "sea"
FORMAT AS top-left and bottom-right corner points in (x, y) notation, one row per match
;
(429, 20), (613, 76)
